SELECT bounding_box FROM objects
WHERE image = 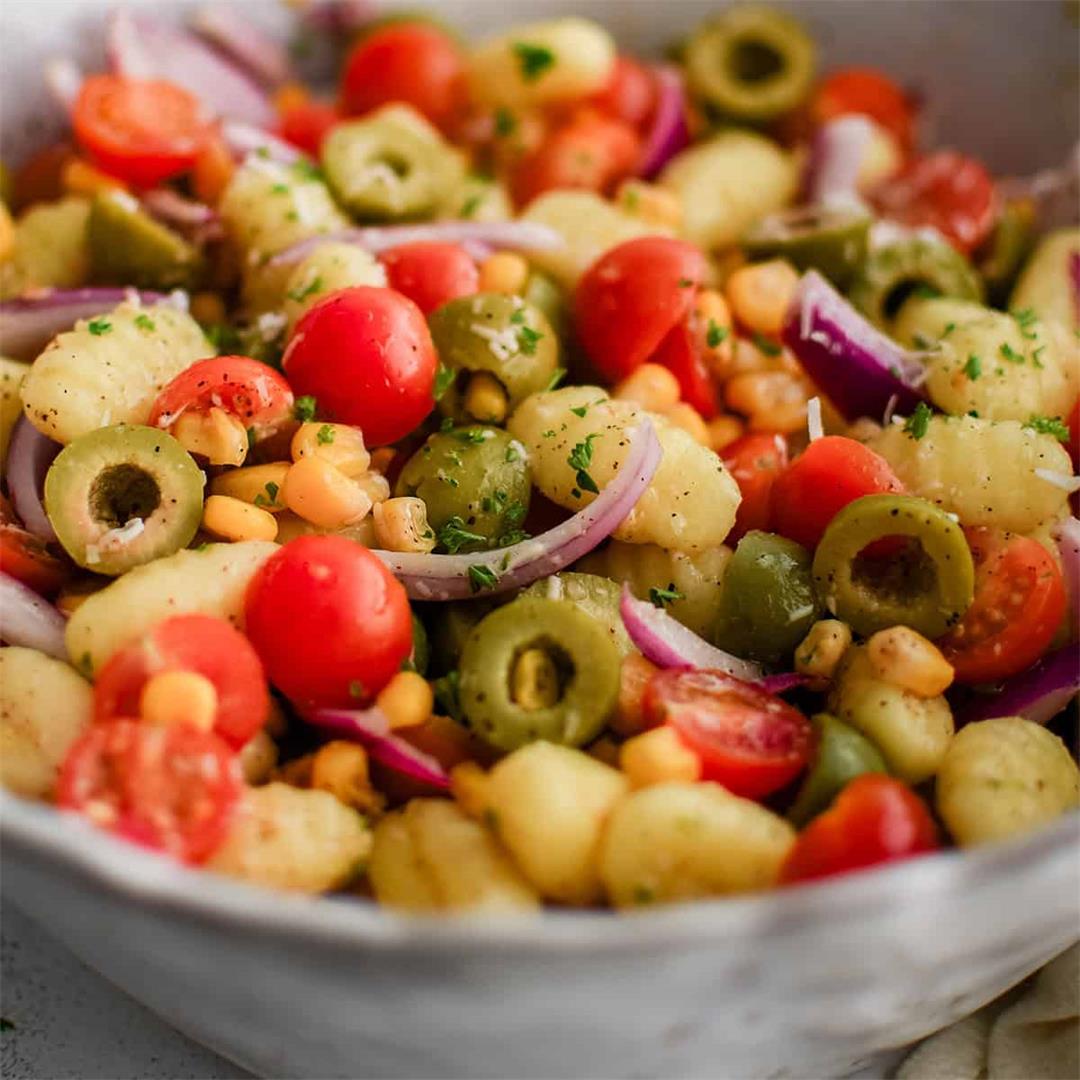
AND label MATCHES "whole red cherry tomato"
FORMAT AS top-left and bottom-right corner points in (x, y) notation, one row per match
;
(0, 525), (70, 597)
(379, 242), (479, 315)
(811, 67), (916, 153)
(587, 55), (657, 129)
(277, 99), (340, 156)
(722, 432), (789, 542)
